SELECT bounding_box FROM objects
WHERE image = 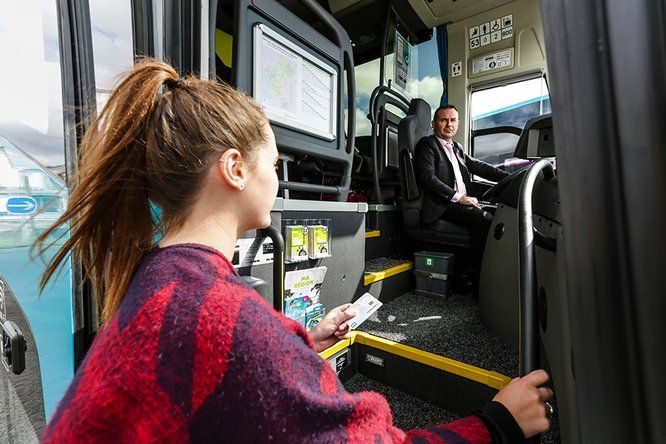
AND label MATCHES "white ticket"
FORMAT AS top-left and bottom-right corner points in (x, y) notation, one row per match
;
(347, 292), (383, 330)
